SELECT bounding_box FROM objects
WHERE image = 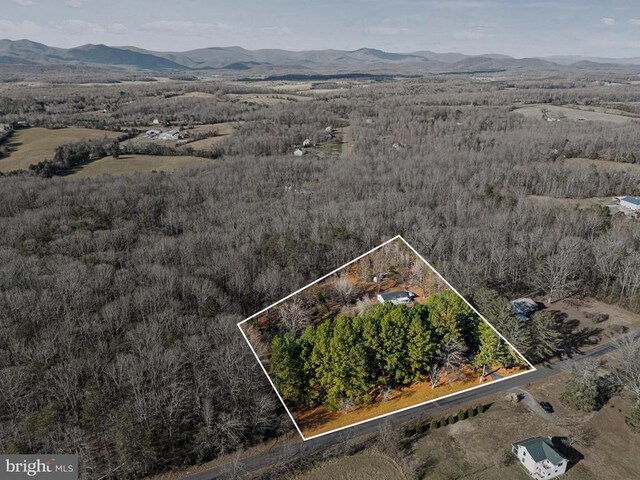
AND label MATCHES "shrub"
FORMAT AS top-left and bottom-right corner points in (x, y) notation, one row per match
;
(586, 312), (609, 324)
(560, 360), (604, 412)
(626, 405), (640, 433)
